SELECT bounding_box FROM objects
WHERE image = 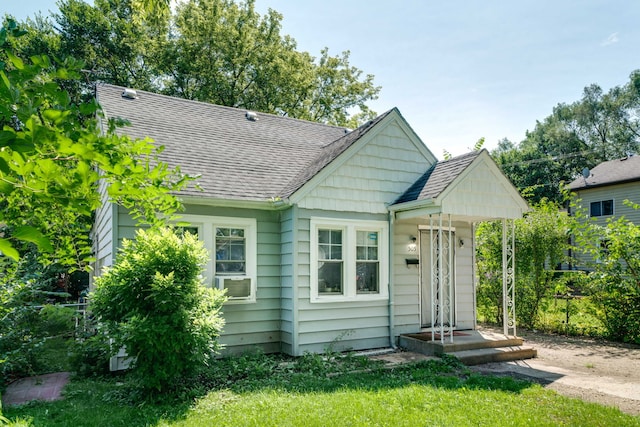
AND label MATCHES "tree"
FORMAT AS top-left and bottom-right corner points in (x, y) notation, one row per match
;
(0, 19), (192, 267)
(493, 72), (640, 203)
(54, 0), (167, 91)
(13, 0), (380, 128)
(91, 227), (227, 392)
